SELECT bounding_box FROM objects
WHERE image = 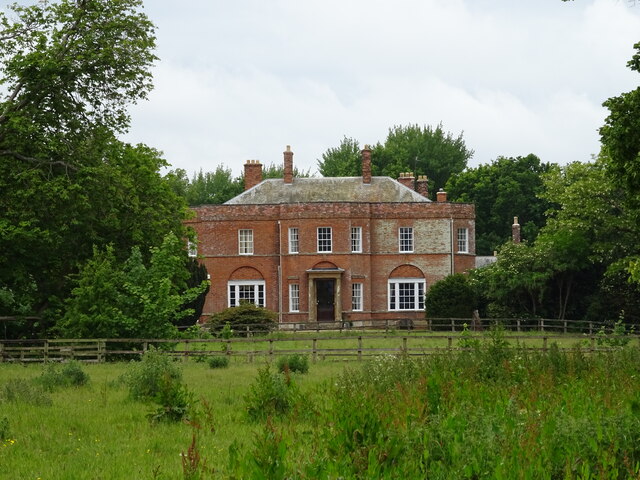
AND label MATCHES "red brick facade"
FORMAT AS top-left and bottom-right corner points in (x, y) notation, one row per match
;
(188, 149), (475, 326)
